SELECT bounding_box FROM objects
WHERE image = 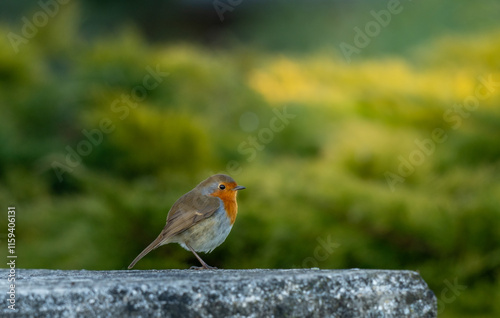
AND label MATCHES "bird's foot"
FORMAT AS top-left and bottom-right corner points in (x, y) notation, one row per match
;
(190, 265), (218, 270)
